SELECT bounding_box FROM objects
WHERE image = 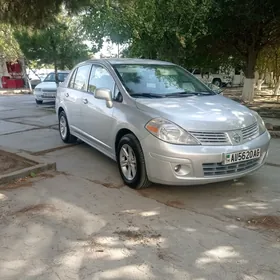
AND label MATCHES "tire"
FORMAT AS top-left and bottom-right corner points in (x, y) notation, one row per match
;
(59, 111), (77, 143)
(36, 99), (43, 104)
(117, 134), (151, 189)
(213, 78), (222, 88)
